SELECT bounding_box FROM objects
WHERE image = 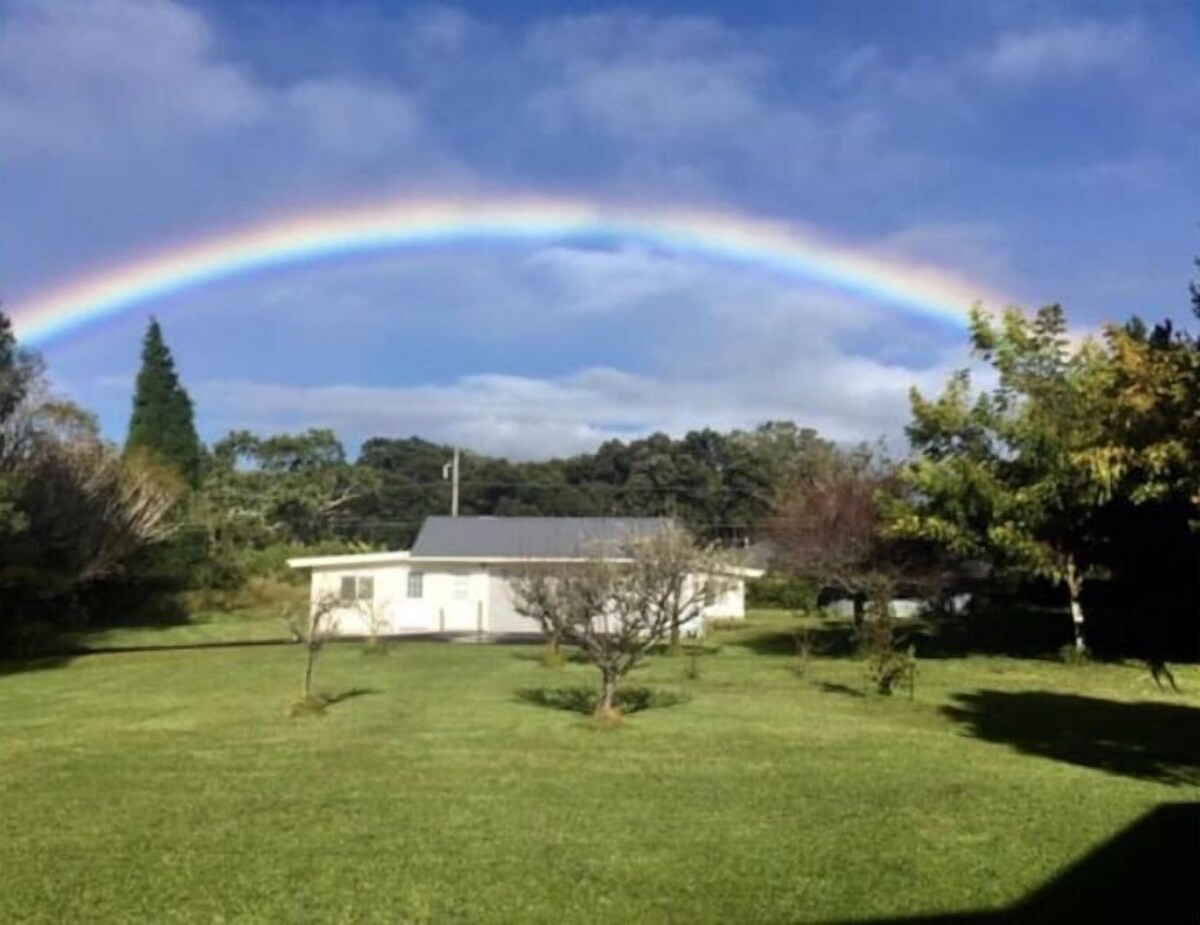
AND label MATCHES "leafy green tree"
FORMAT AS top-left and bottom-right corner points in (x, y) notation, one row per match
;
(126, 318), (202, 487)
(199, 429), (377, 548)
(889, 305), (1110, 653)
